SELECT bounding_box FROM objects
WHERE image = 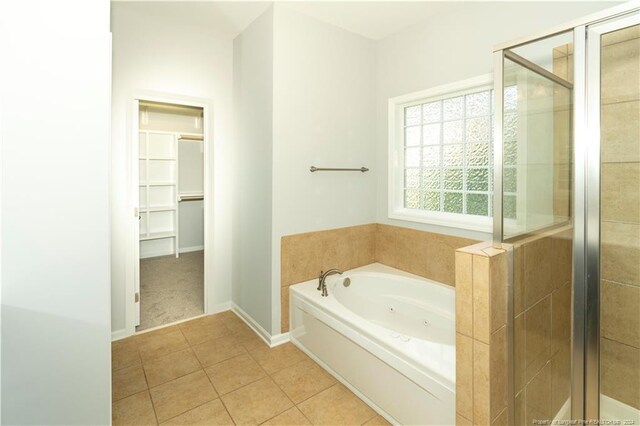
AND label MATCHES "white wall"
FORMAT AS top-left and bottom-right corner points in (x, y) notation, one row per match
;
(0, 0), (111, 423)
(111, 2), (234, 336)
(232, 7), (275, 333)
(375, 1), (619, 241)
(271, 6), (377, 334)
(178, 139), (204, 252)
